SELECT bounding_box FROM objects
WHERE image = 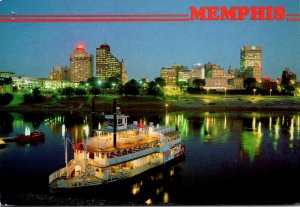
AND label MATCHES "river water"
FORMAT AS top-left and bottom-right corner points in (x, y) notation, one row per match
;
(0, 110), (299, 205)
